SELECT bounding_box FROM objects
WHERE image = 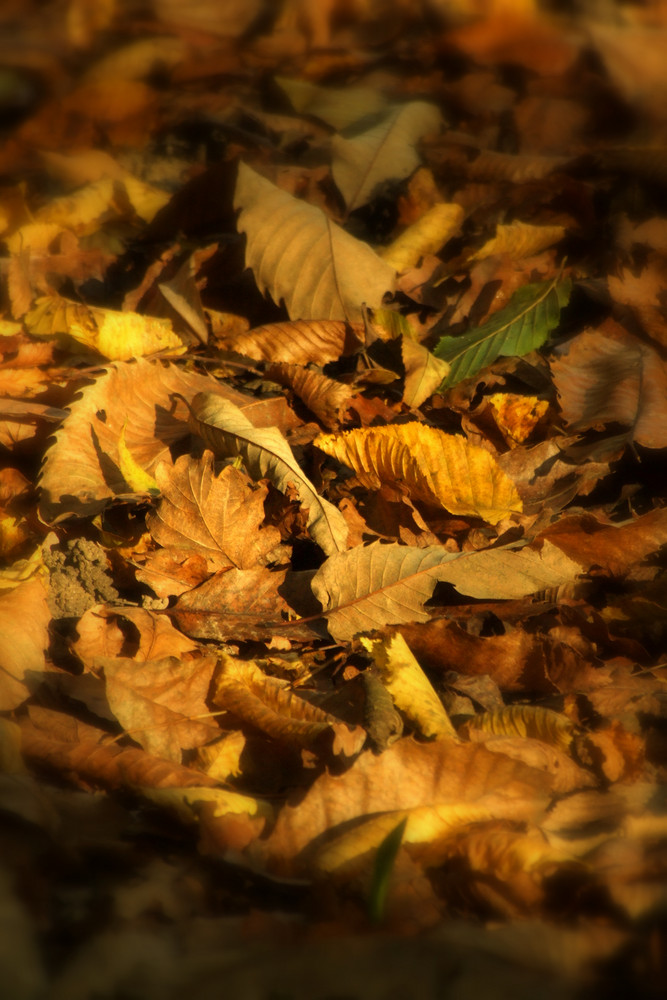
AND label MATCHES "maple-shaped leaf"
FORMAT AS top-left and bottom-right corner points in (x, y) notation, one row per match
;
(549, 323), (667, 449)
(39, 360), (254, 523)
(234, 162), (395, 322)
(147, 452), (282, 569)
(379, 202), (463, 273)
(183, 391), (348, 556)
(314, 423), (522, 524)
(434, 273), (571, 388)
(332, 102), (442, 213)
(275, 76), (390, 131)
(311, 540), (581, 641)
